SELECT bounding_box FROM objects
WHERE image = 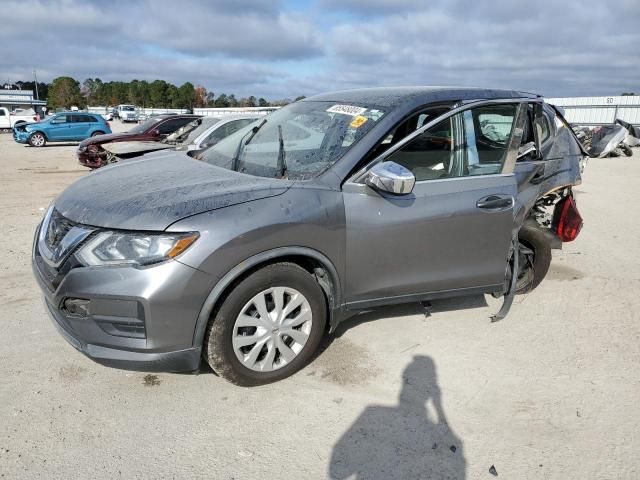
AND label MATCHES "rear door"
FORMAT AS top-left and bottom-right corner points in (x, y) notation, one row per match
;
(68, 114), (92, 139)
(343, 102), (526, 307)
